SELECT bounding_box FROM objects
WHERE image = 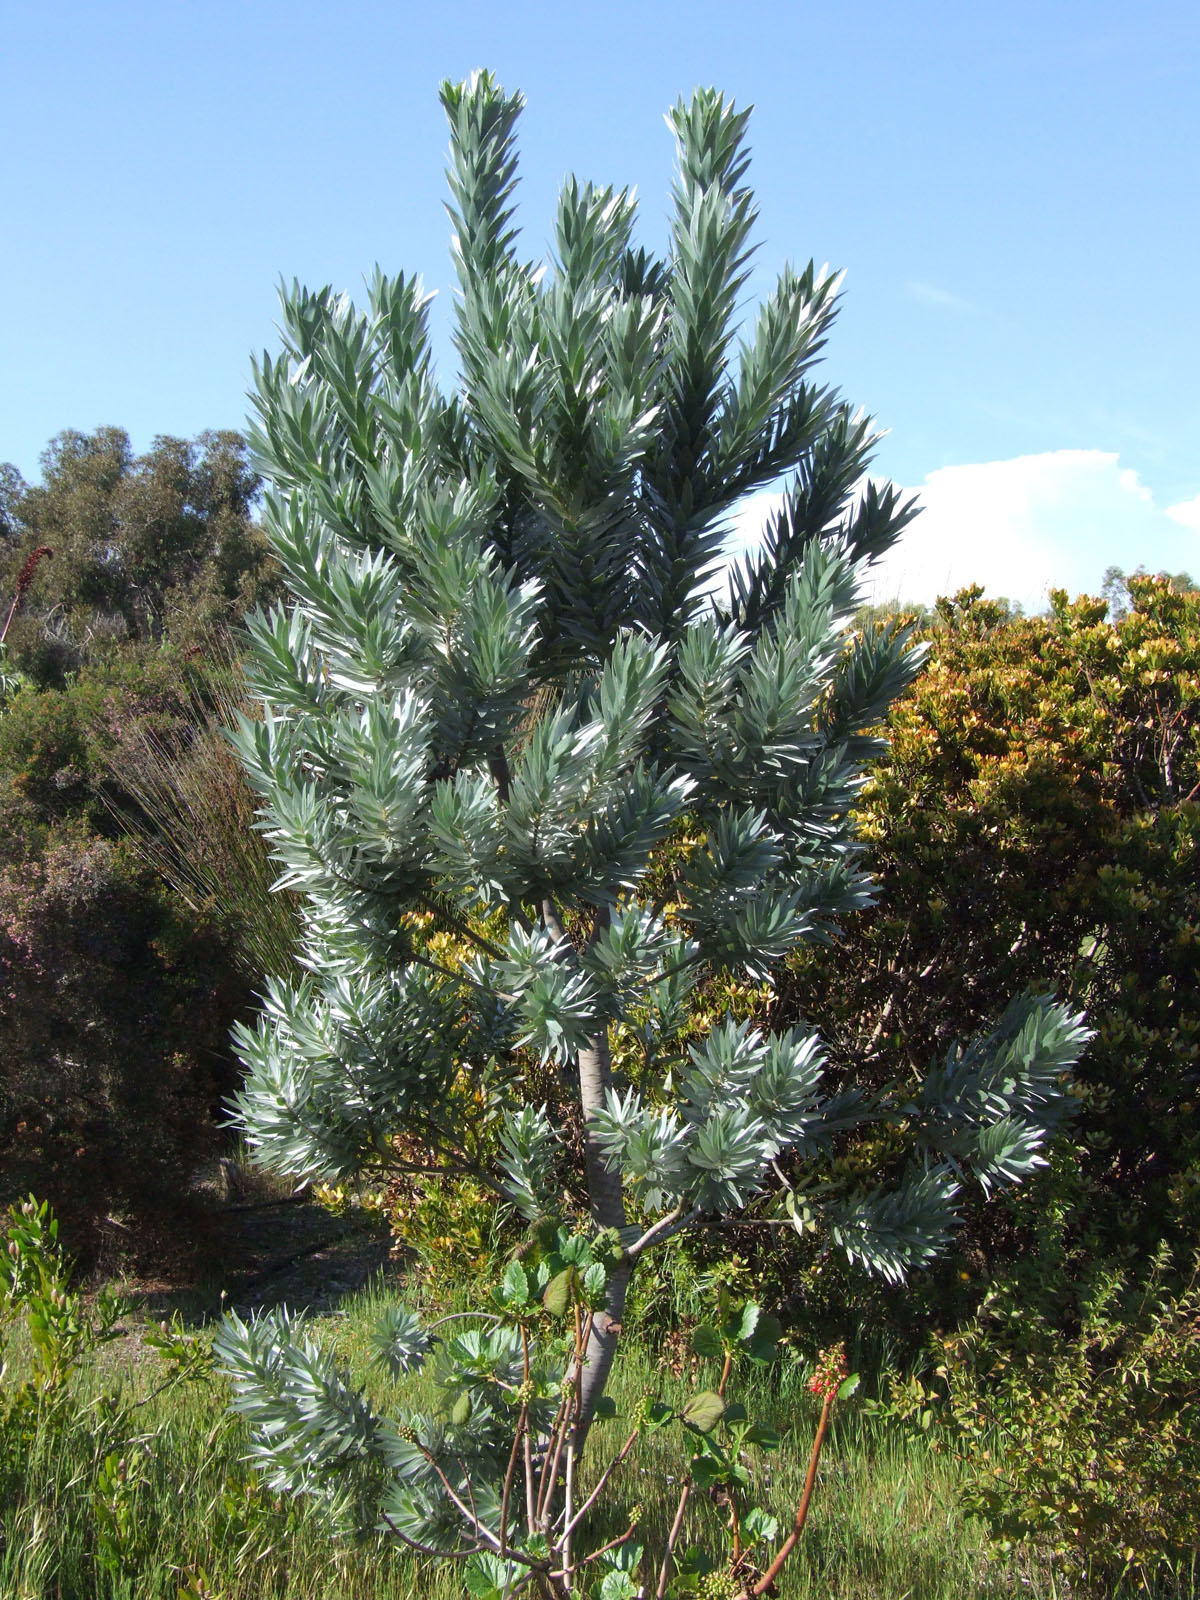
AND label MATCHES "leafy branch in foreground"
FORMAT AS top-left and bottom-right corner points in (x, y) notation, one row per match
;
(218, 1228), (858, 1599)
(218, 70), (1090, 1596)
